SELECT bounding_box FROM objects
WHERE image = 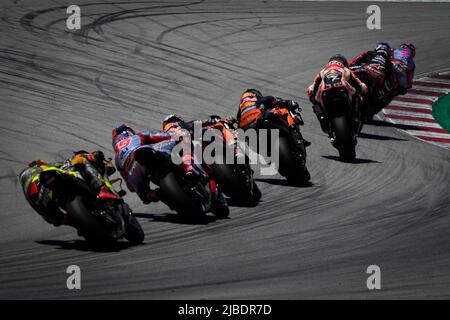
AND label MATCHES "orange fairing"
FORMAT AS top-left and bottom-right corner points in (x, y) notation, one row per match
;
(271, 108), (295, 127)
(207, 122), (236, 144)
(222, 127), (236, 144)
